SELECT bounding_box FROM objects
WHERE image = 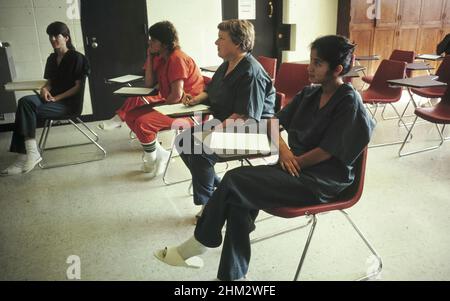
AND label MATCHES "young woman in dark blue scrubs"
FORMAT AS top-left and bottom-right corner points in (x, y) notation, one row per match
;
(156, 35), (374, 281)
